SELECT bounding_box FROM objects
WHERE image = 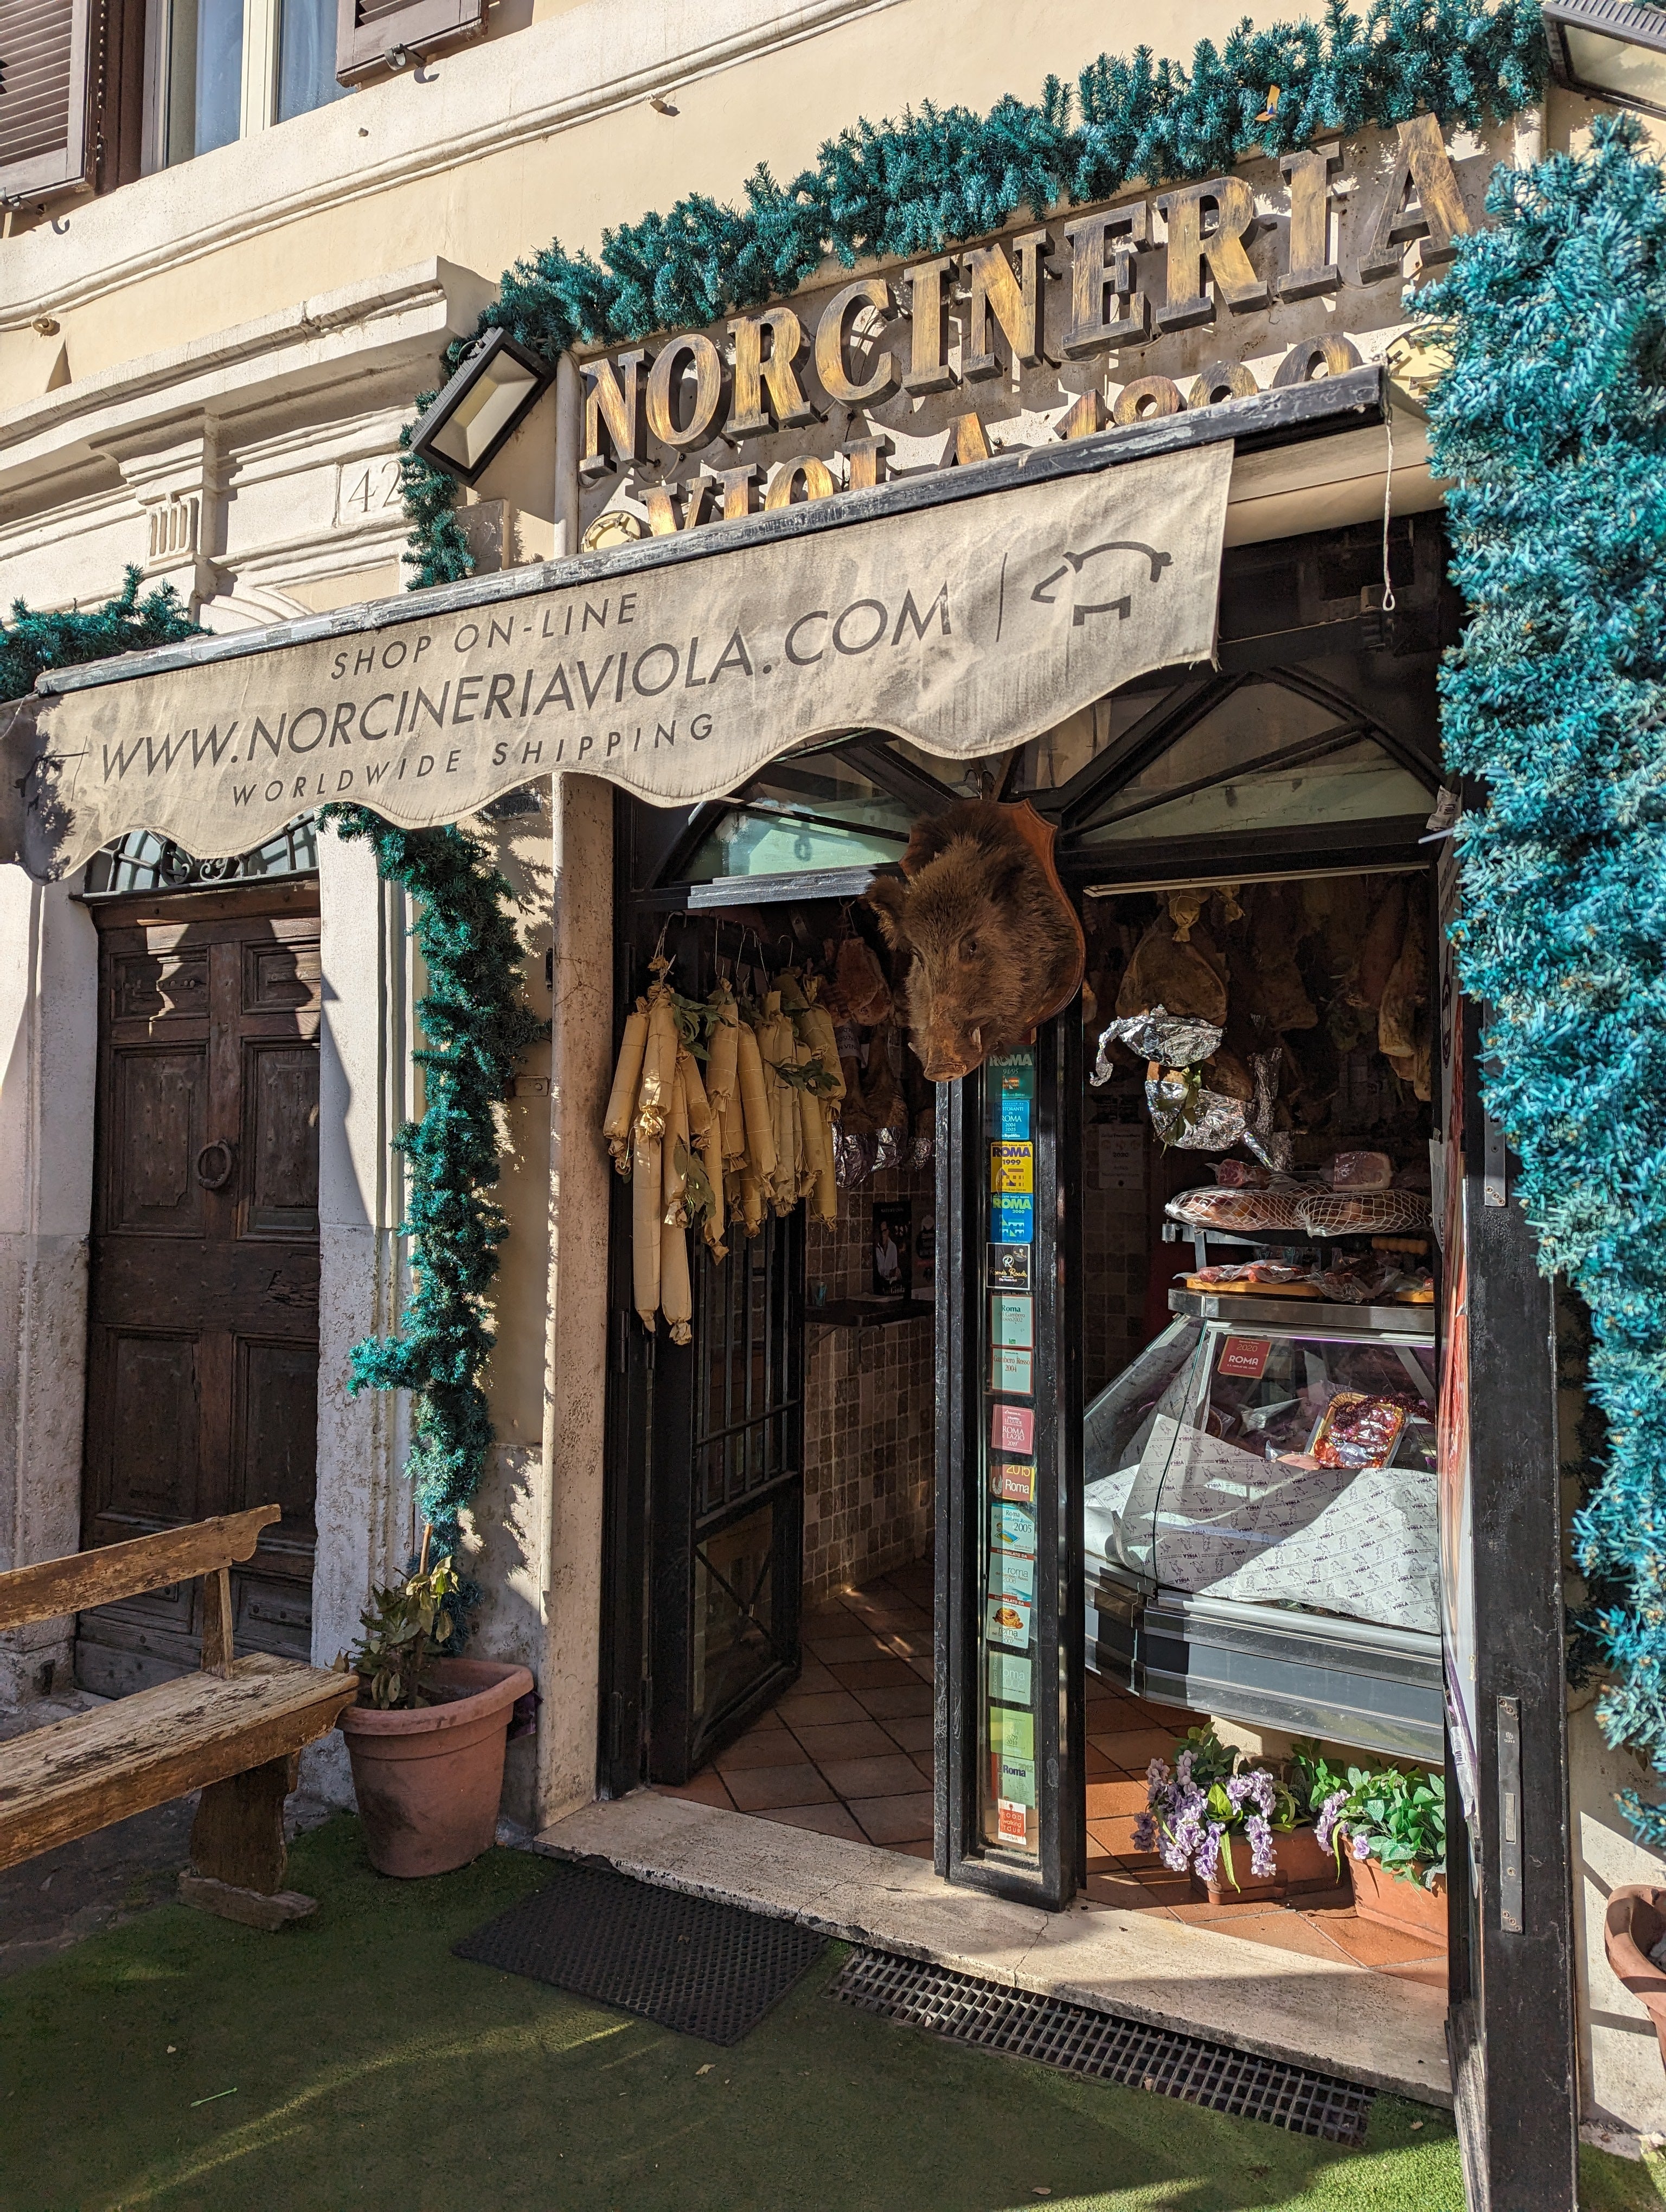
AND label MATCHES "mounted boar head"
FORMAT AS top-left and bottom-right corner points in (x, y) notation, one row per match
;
(864, 800), (1085, 1083)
